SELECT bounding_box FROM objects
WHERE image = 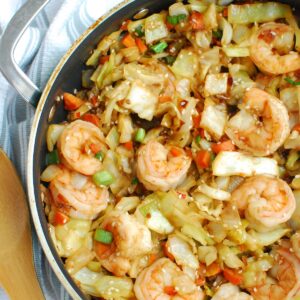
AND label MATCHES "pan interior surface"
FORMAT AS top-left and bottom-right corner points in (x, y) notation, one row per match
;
(29, 0), (300, 299)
